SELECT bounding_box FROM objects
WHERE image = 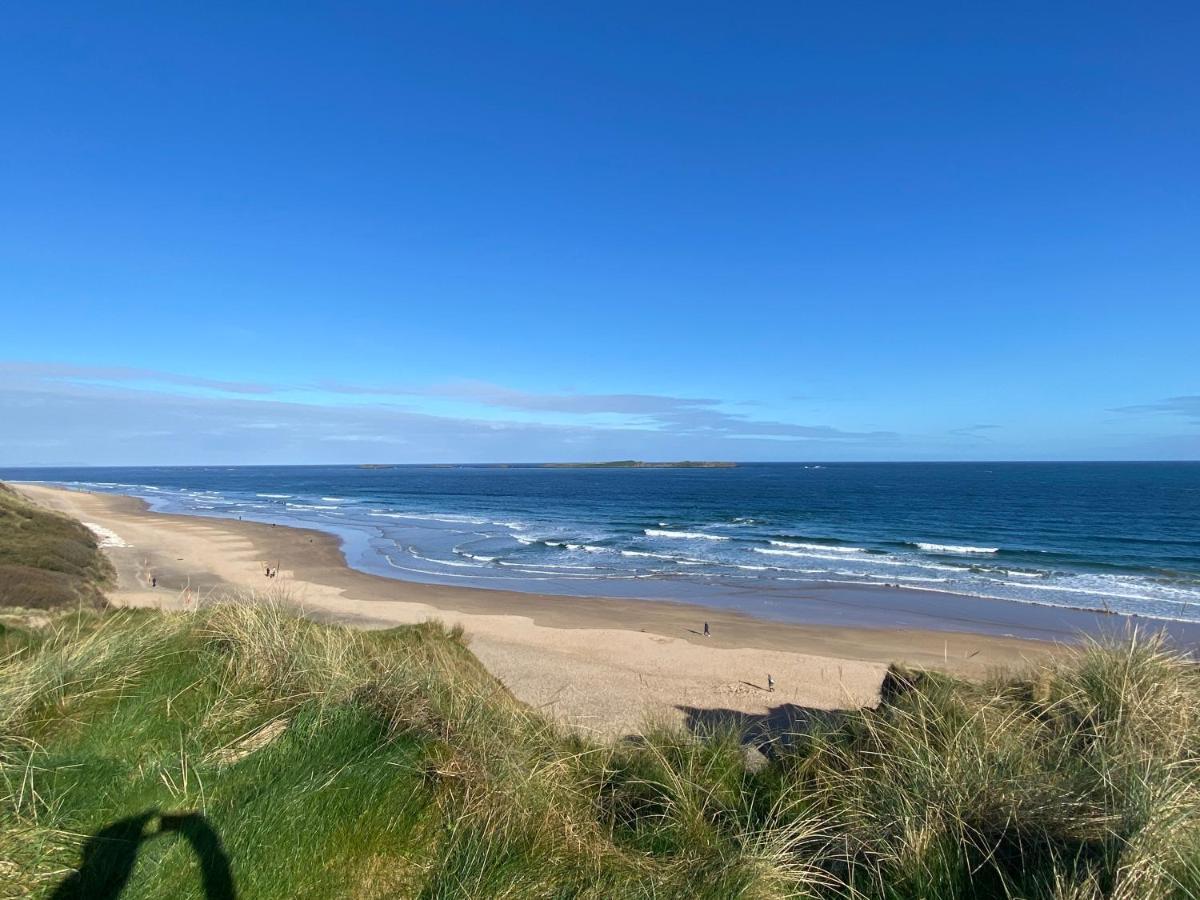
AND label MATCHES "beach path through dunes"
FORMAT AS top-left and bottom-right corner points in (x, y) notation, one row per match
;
(14, 484), (1057, 739)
